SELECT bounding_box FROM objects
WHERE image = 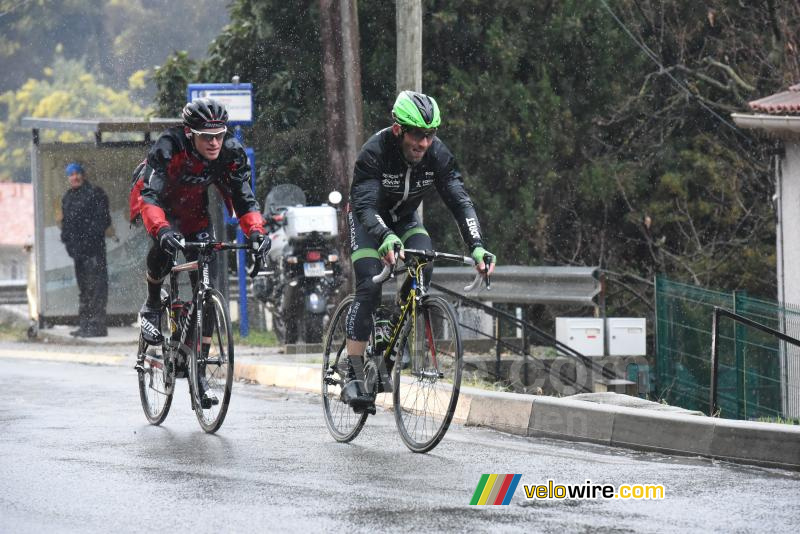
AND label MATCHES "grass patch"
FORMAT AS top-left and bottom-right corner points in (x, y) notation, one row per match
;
(756, 416), (800, 425)
(232, 325), (279, 347)
(0, 322), (26, 341)
(460, 374), (515, 392)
